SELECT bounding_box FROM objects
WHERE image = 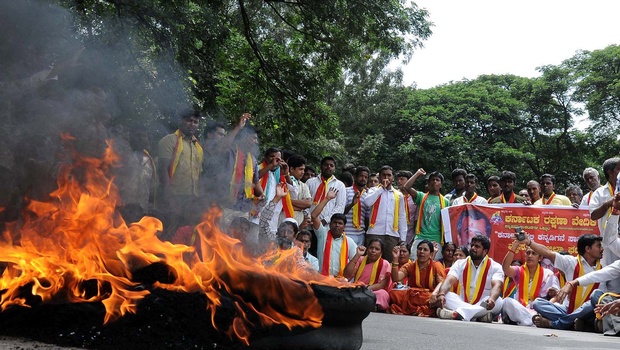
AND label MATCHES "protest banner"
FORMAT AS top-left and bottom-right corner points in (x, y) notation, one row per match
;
(441, 204), (599, 262)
